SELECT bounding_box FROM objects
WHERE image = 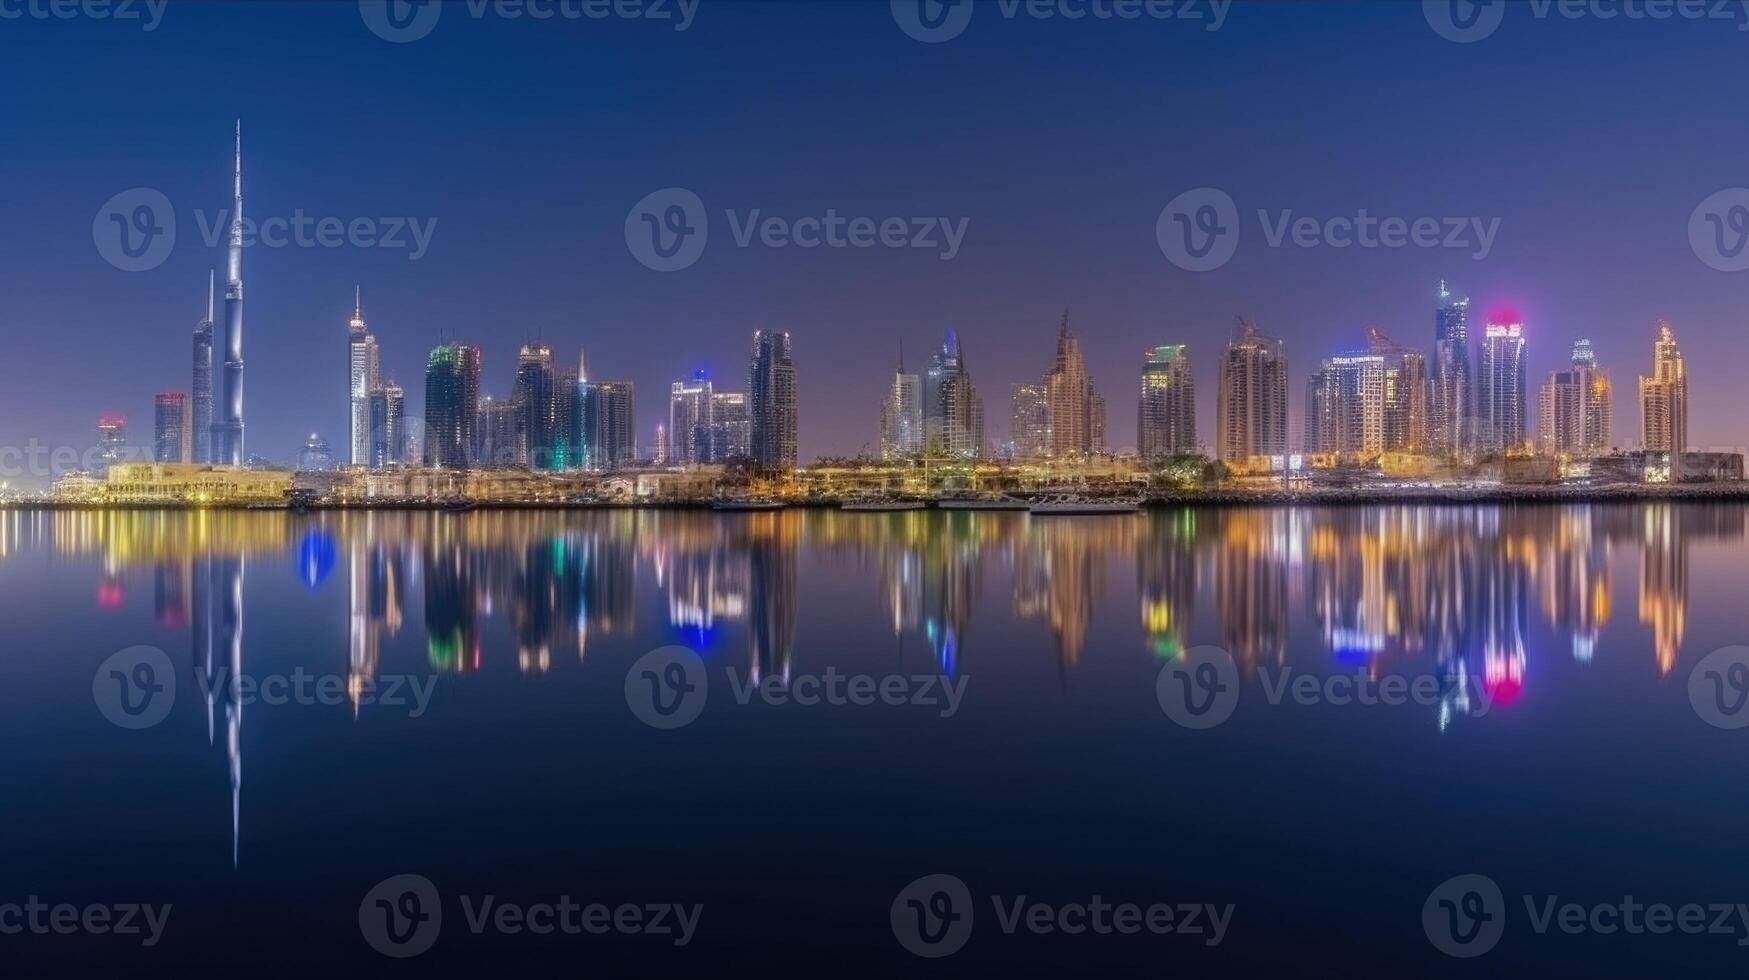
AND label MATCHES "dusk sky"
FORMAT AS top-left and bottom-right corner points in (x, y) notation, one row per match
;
(6, 0), (1749, 481)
